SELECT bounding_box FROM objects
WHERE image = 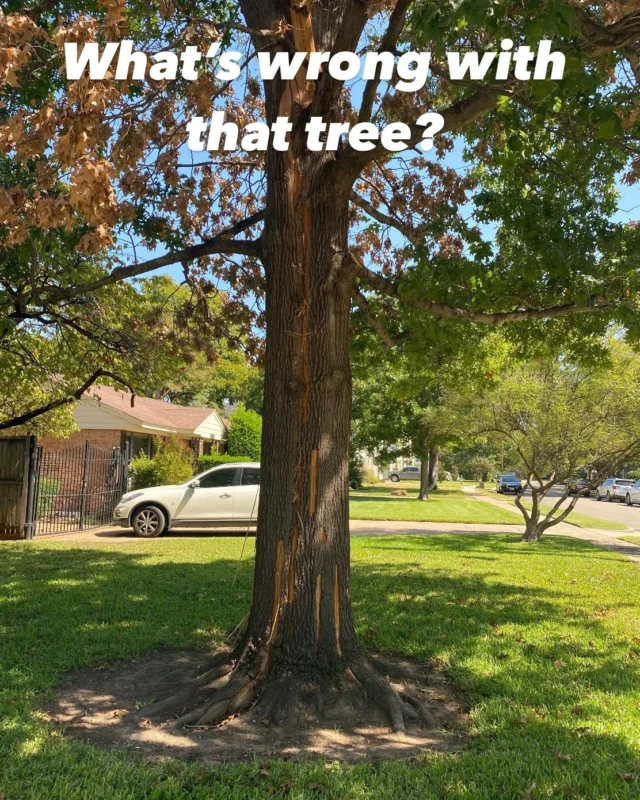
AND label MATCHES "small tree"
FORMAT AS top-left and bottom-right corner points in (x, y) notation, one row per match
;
(227, 405), (262, 461)
(130, 436), (194, 489)
(468, 456), (498, 484)
(457, 339), (640, 542)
